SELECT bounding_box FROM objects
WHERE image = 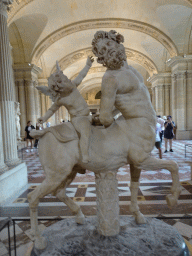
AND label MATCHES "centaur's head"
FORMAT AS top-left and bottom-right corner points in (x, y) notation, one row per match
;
(92, 30), (127, 70)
